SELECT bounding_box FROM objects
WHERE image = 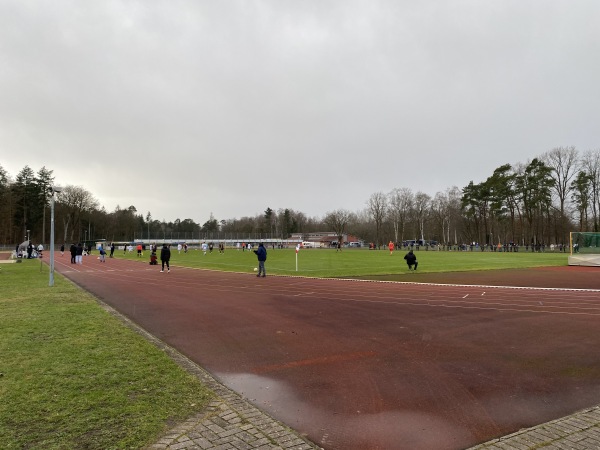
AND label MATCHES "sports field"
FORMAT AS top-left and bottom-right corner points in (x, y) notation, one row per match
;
(117, 245), (569, 278)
